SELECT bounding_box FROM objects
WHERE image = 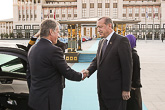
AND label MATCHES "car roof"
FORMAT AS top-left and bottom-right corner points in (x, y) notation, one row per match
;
(0, 47), (27, 57)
